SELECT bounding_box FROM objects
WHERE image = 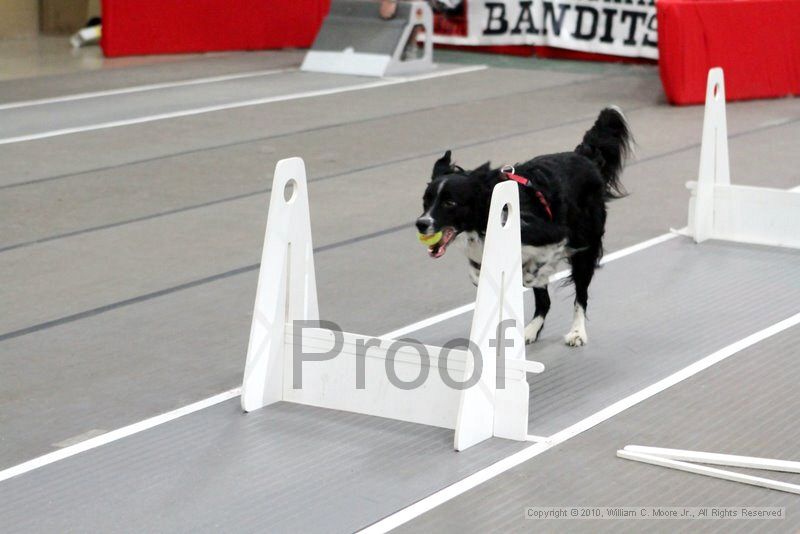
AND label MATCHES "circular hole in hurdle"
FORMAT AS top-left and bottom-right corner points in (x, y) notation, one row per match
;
(283, 179), (297, 203)
(713, 83), (719, 99)
(501, 203), (511, 227)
